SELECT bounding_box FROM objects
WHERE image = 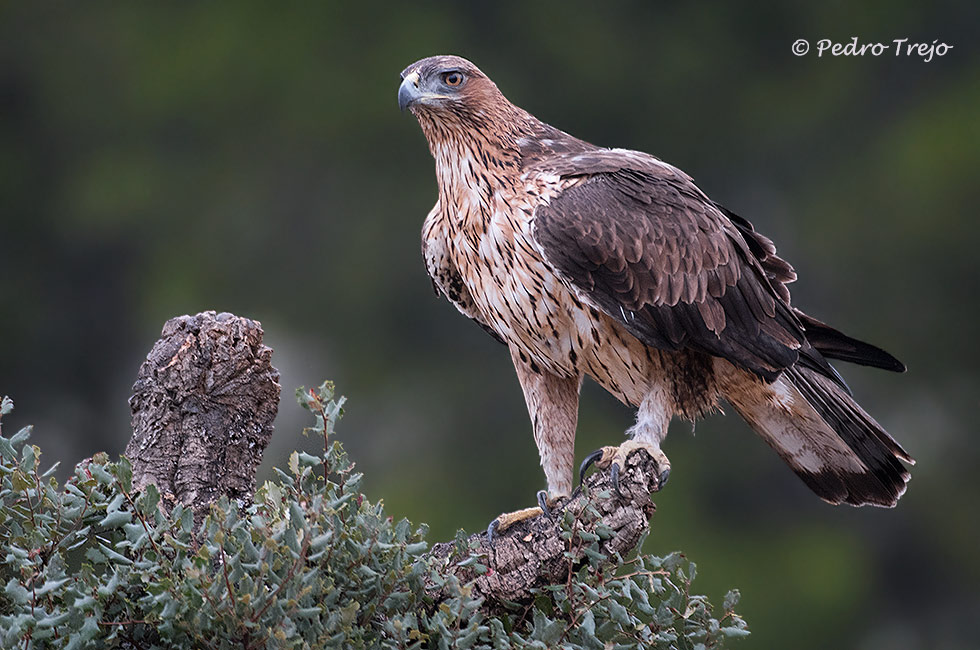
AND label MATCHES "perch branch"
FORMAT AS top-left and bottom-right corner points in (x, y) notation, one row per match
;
(427, 450), (659, 605)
